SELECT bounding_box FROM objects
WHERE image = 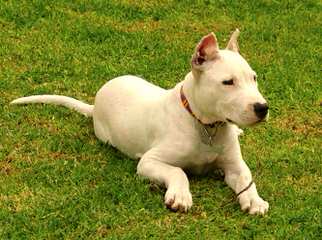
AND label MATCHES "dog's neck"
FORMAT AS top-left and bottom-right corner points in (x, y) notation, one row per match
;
(180, 72), (224, 125)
